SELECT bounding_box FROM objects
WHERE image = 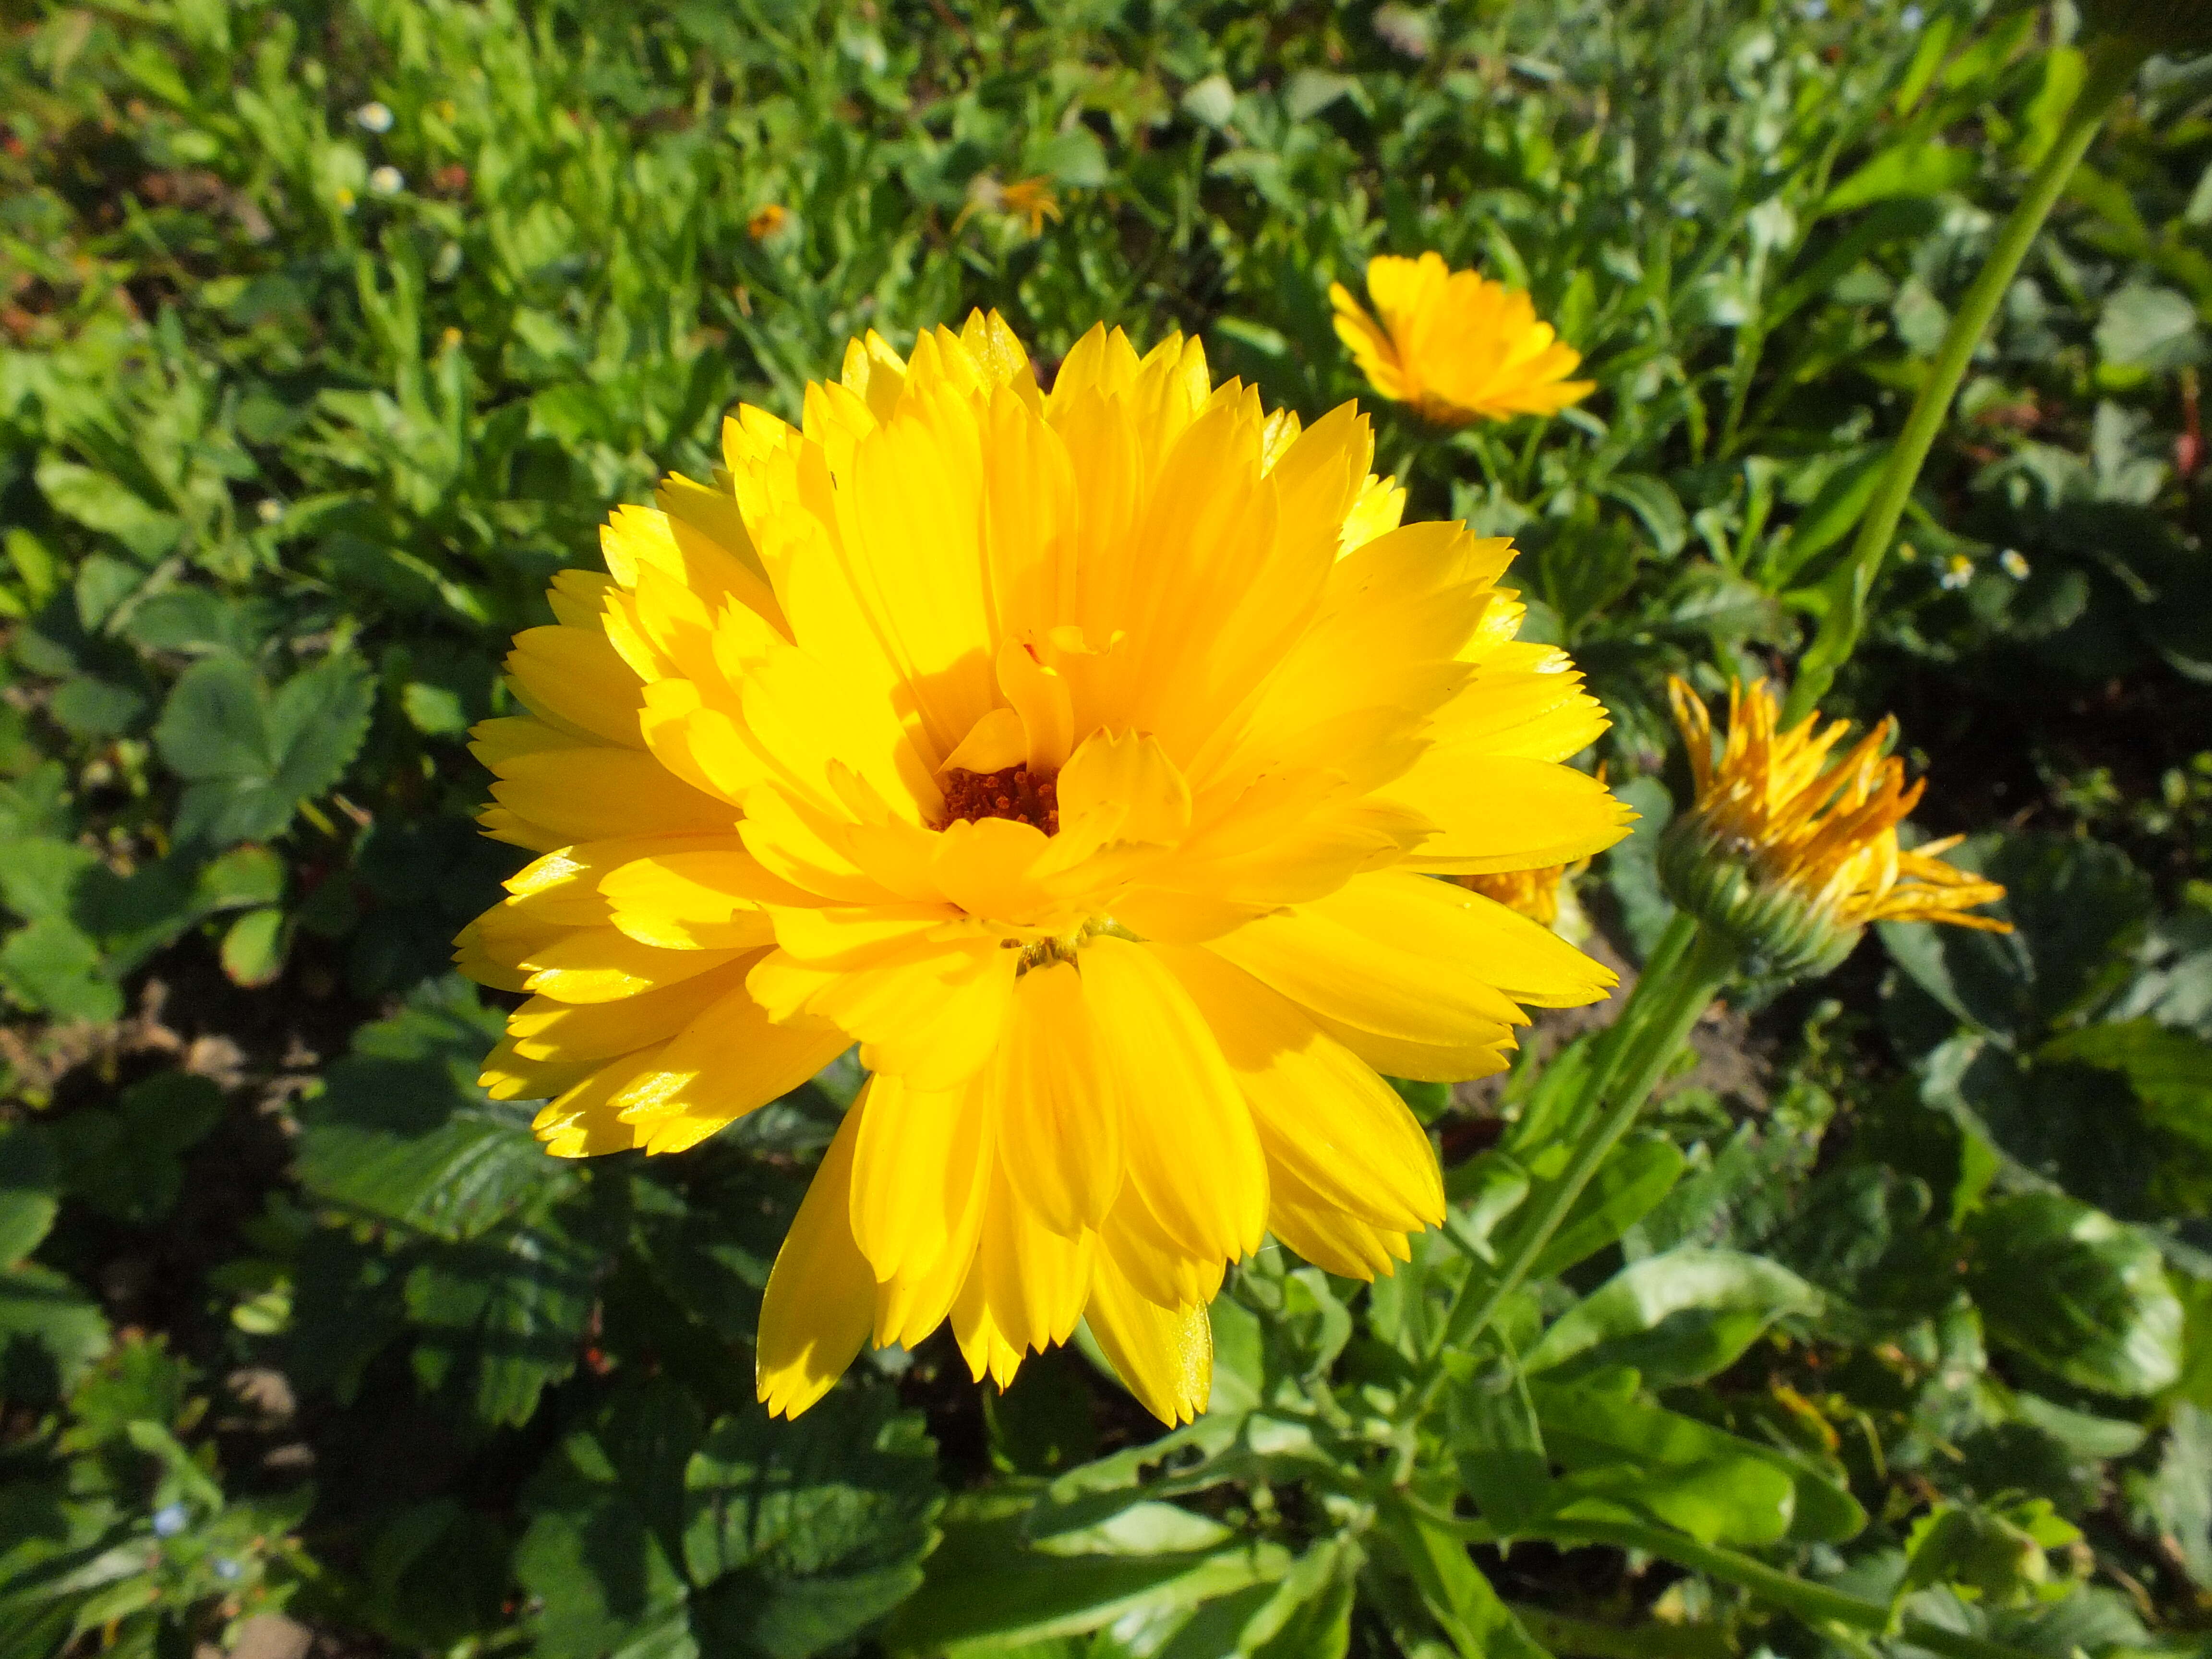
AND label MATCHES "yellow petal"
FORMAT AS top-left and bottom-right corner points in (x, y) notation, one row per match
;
(848, 1069), (990, 1284)
(611, 972), (850, 1151)
(997, 960), (1124, 1234)
(758, 1098), (875, 1418)
(1207, 875), (1533, 1050)
(1082, 1250), (1212, 1426)
(1384, 755), (1634, 876)
(1154, 944), (1443, 1232)
(505, 625), (645, 748)
(520, 927), (752, 1004)
(489, 747), (737, 846)
(505, 966), (745, 1062)
(1080, 936), (1267, 1264)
